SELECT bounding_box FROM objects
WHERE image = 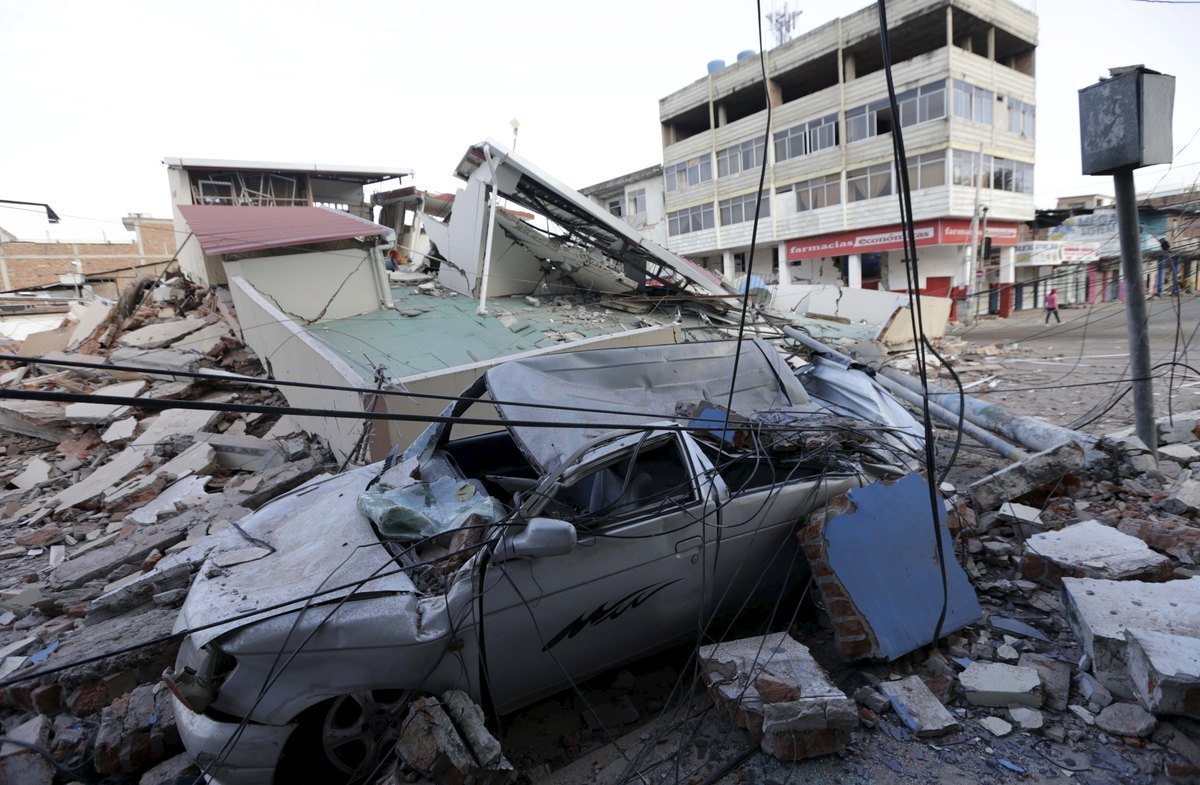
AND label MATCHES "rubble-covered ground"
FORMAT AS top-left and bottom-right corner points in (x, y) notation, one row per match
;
(2, 292), (1200, 785)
